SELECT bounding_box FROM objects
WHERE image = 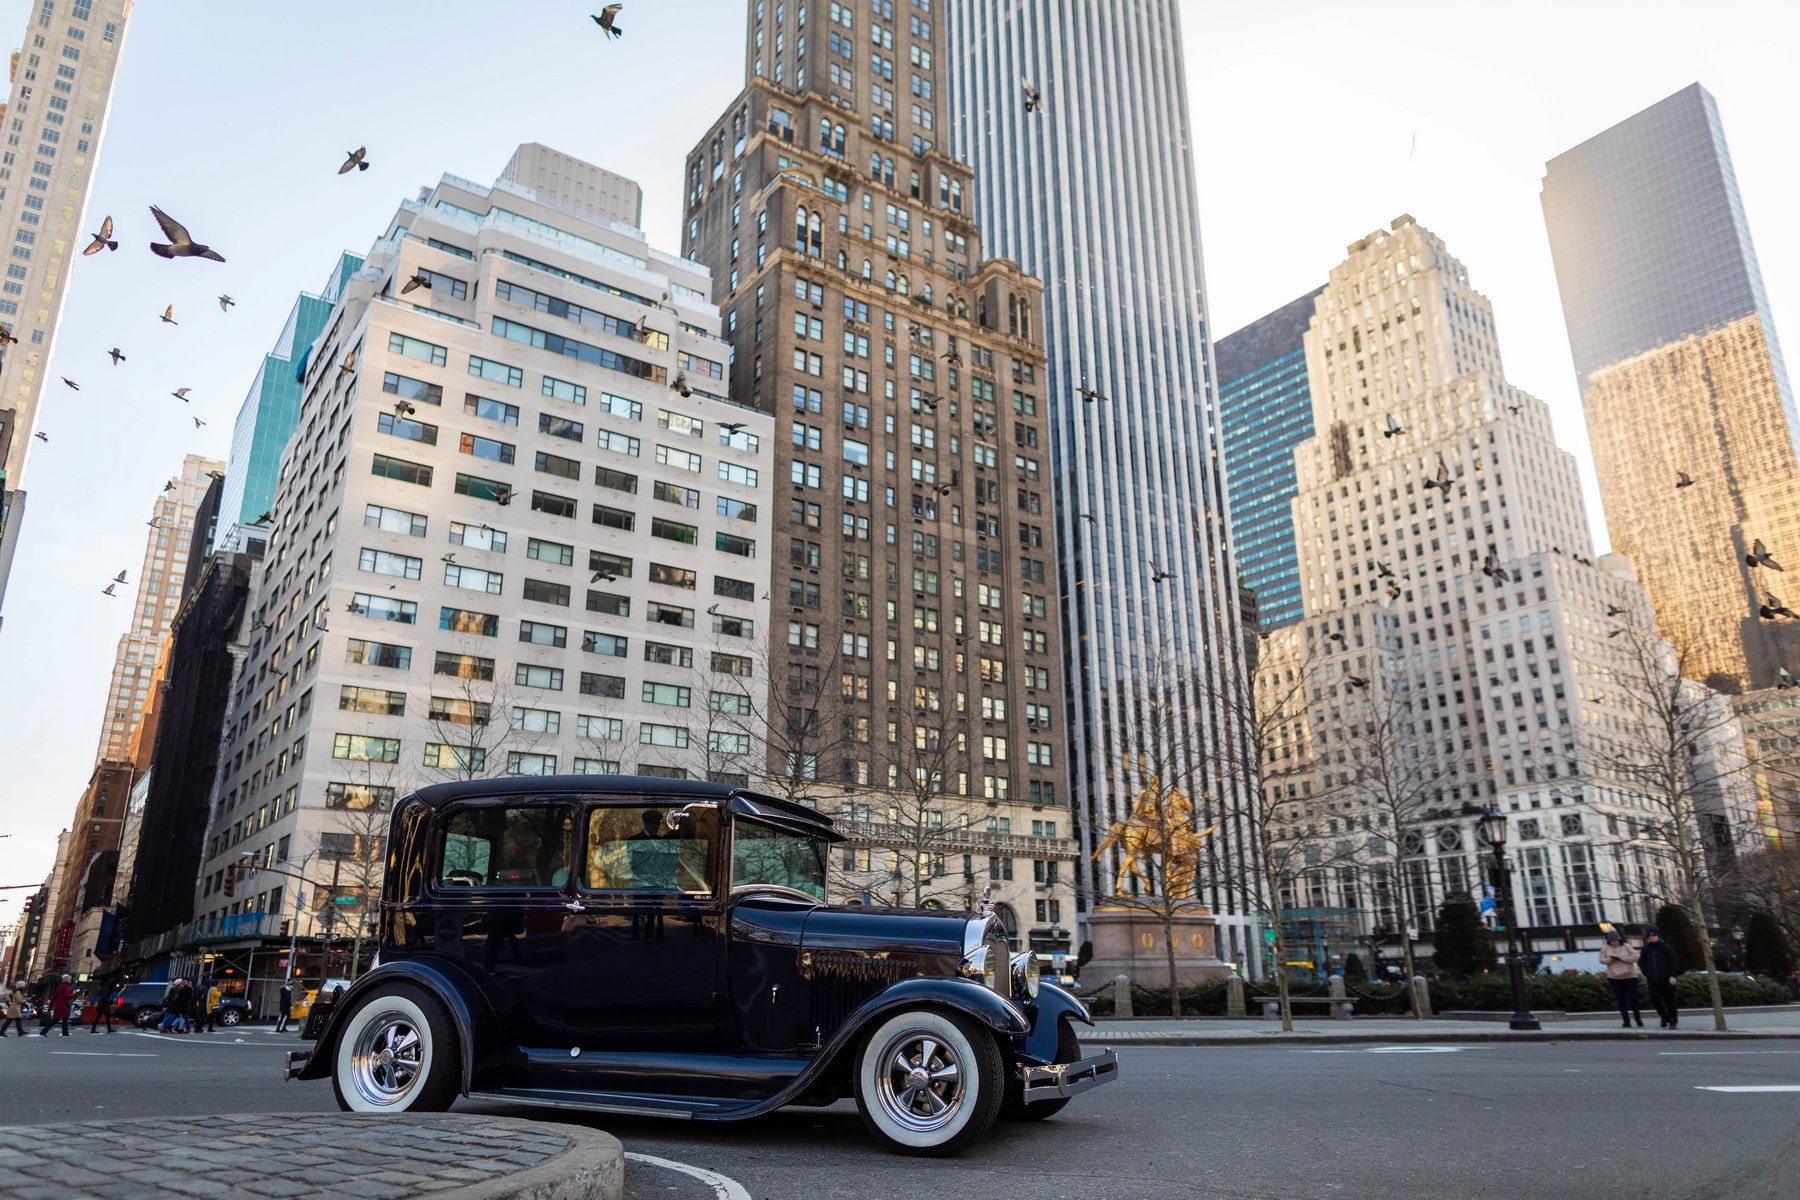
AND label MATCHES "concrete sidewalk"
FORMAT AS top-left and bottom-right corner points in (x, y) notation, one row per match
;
(1083, 1007), (1800, 1046)
(0, 1113), (623, 1200)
